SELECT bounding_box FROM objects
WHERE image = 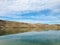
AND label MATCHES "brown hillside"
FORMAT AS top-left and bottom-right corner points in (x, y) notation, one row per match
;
(0, 20), (60, 35)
